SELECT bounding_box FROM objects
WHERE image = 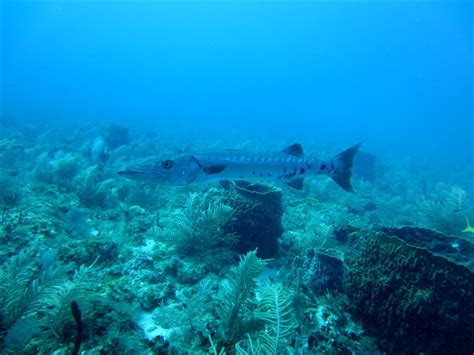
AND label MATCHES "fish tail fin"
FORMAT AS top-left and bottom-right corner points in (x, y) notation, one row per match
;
(329, 143), (361, 193)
